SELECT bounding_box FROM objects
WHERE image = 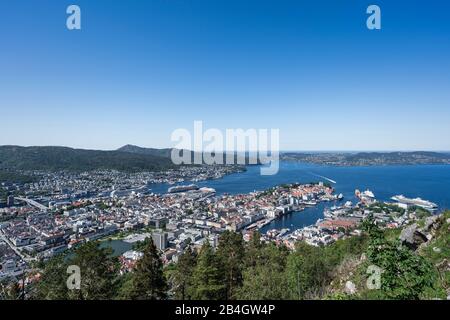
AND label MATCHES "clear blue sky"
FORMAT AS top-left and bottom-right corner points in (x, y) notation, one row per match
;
(1, 0), (449, 151)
